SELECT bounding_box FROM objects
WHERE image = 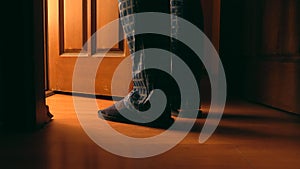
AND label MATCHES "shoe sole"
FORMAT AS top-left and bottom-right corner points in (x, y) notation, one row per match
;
(98, 110), (174, 129)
